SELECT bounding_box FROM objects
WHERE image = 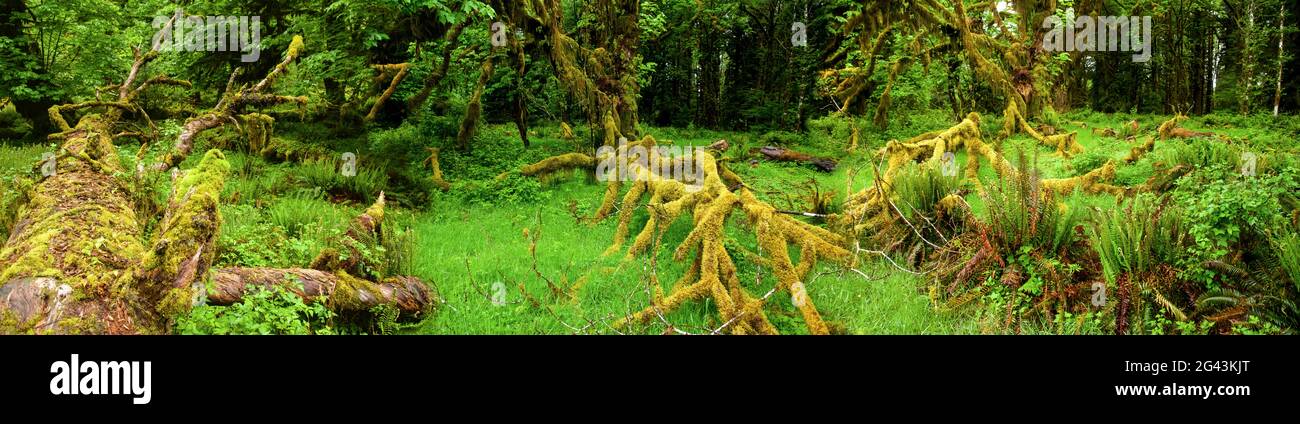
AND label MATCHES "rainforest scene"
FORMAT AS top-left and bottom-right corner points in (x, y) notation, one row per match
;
(1, 0), (1298, 336)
